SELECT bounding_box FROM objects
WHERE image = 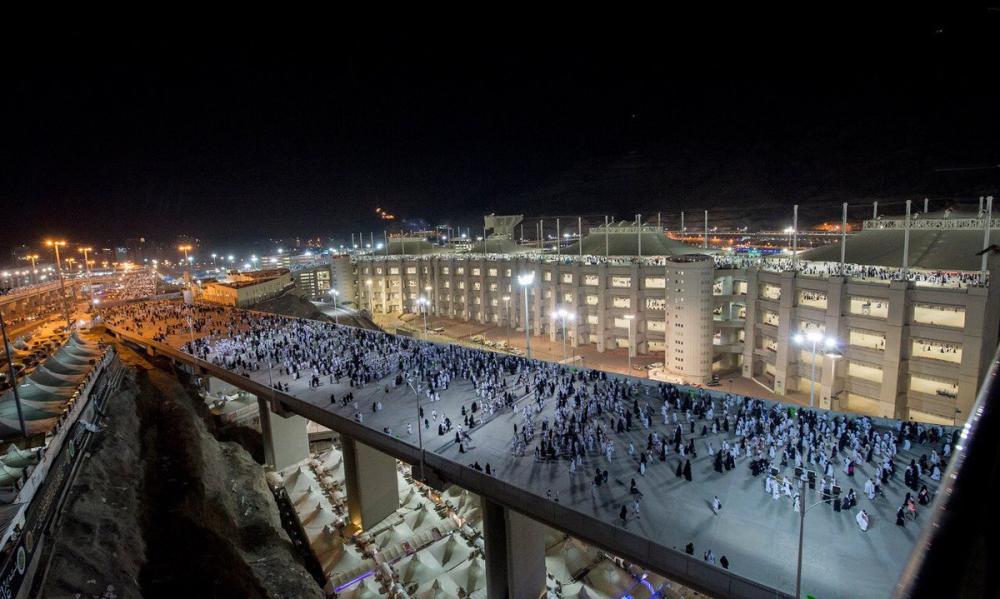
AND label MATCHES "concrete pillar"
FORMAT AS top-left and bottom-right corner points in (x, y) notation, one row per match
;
(482, 498), (546, 599)
(772, 271), (797, 396)
(341, 434), (400, 531)
(257, 397), (310, 471)
(880, 281), (910, 419)
(821, 277), (847, 411)
(596, 264), (608, 352)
